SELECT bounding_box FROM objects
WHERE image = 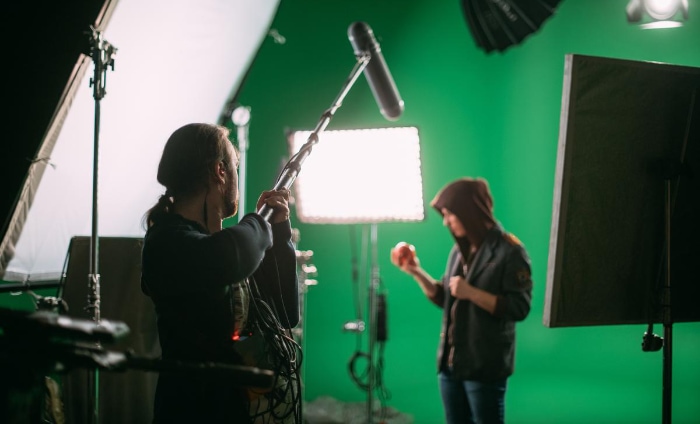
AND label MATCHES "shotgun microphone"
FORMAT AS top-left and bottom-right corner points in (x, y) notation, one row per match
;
(348, 22), (404, 121)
